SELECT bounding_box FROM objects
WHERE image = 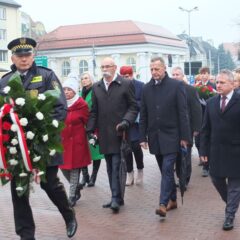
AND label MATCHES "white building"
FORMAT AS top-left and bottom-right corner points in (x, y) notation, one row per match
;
(37, 20), (188, 82)
(0, 0), (21, 76)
